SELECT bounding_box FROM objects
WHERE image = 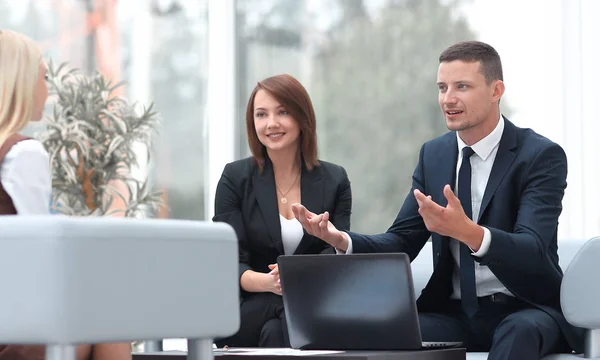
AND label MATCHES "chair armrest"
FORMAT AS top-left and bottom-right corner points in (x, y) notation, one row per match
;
(560, 236), (600, 358)
(561, 236), (600, 329)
